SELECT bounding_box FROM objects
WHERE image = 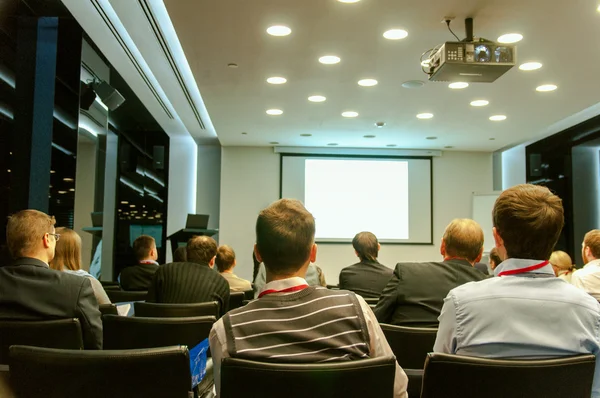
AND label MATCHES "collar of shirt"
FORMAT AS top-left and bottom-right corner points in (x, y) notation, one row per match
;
(493, 258), (554, 277)
(583, 259), (600, 270)
(258, 277), (309, 297)
(139, 260), (159, 265)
